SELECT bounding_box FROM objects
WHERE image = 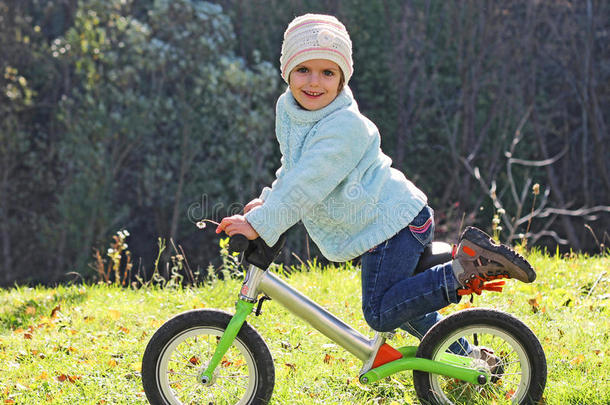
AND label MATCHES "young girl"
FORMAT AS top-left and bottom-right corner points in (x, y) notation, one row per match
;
(217, 14), (535, 346)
